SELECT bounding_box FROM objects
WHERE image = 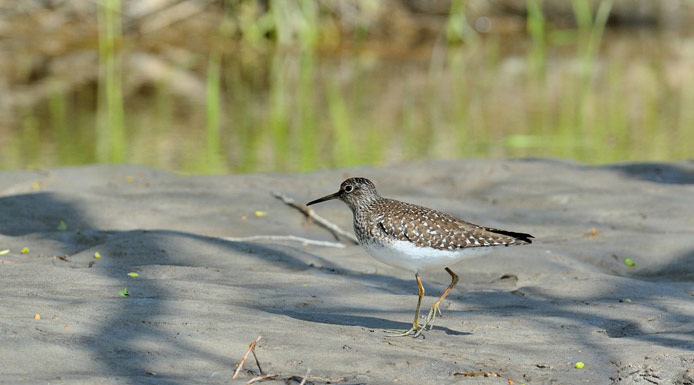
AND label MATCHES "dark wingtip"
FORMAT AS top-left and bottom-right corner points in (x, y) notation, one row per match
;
(515, 232), (534, 244)
(485, 228), (534, 244)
